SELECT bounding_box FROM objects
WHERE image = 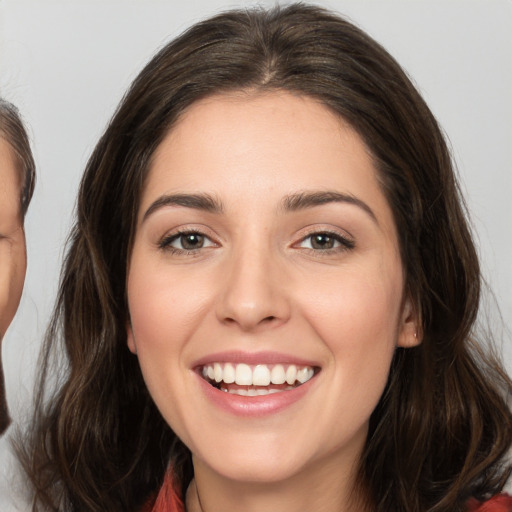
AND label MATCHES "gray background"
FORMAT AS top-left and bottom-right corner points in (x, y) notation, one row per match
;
(0, 0), (511, 495)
